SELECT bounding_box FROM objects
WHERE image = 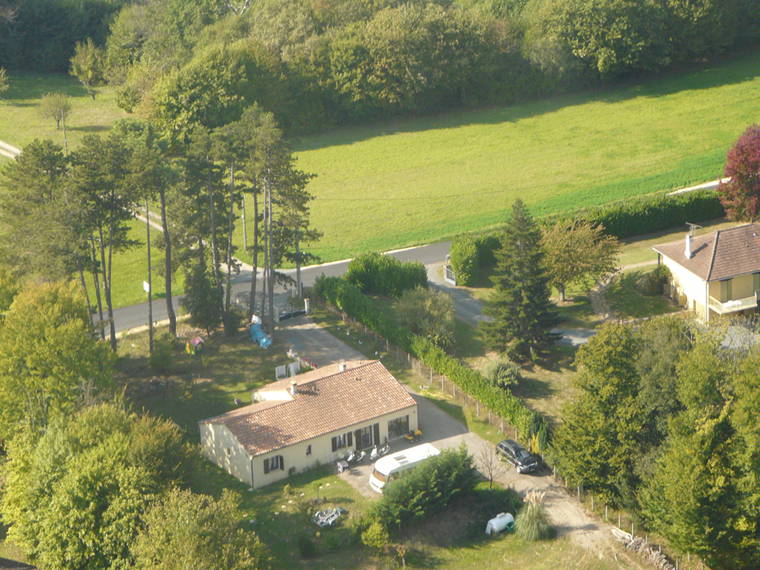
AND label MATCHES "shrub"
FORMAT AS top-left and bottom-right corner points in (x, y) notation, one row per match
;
(634, 265), (671, 296)
(516, 492), (552, 541)
(395, 287), (455, 350)
(149, 332), (175, 375)
(483, 358), (521, 388)
(345, 252), (427, 297)
(223, 309), (244, 336)
(450, 235), (479, 285)
(370, 446), (479, 532)
(360, 520), (390, 551)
